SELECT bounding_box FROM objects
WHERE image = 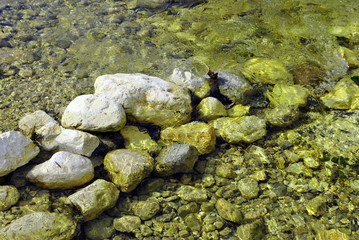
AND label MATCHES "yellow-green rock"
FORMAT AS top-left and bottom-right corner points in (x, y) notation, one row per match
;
(212, 116), (266, 144)
(242, 58), (293, 85)
(227, 104), (250, 118)
(196, 97), (227, 121)
(104, 149), (154, 192)
(160, 121), (216, 155)
(0, 185), (20, 211)
(267, 84), (310, 107)
(266, 105), (300, 127)
(306, 196), (326, 216)
(120, 125), (161, 155)
(320, 77), (359, 109)
(315, 229), (351, 240)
